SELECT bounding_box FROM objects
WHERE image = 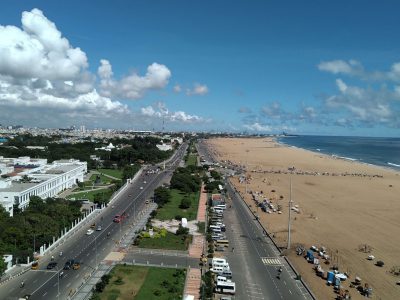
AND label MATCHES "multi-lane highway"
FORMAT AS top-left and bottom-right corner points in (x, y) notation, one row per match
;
(0, 143), (187, 300)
